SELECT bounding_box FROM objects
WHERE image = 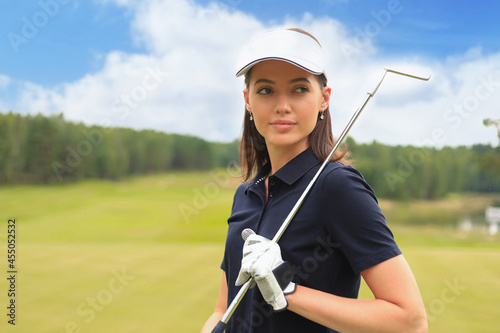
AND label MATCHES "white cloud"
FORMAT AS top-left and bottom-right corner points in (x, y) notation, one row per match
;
(0, 74), (10, 88)
(12, 0), (500, 147)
